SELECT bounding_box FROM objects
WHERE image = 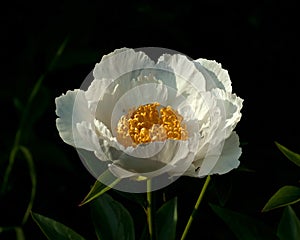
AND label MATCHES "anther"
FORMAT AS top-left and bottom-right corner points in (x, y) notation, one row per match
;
(117, 102), (188, 147)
